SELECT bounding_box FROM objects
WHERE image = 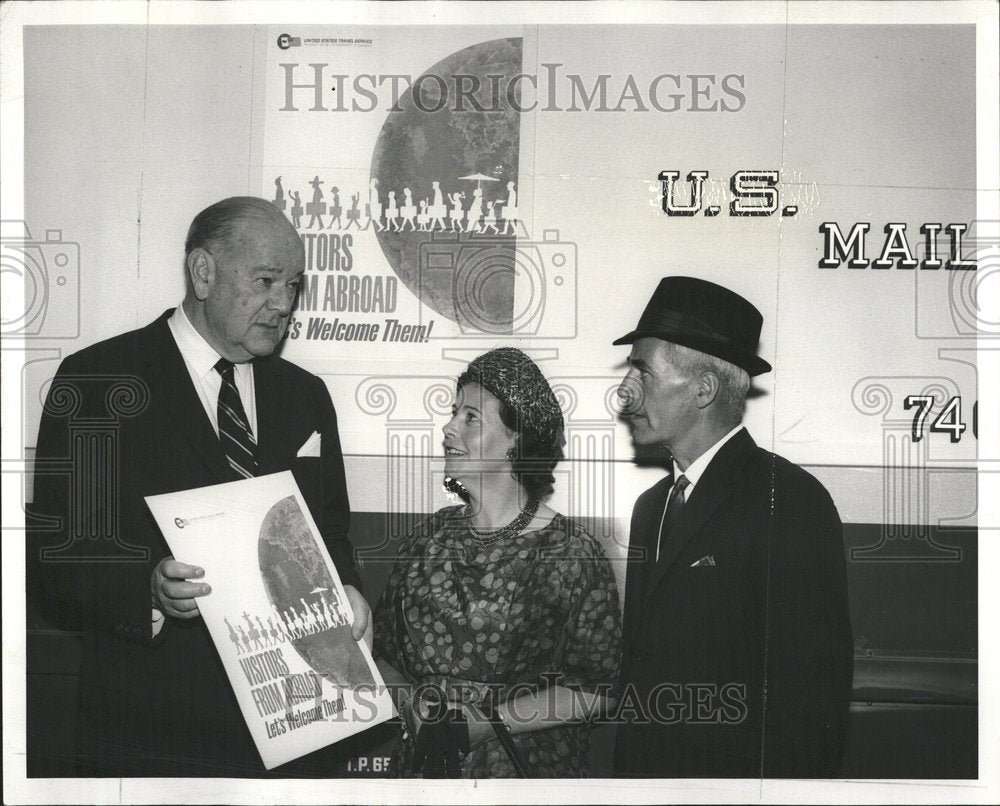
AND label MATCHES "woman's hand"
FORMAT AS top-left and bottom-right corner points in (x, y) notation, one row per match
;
(400, 692), (427, 738)
(460, 702), (495, 750)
